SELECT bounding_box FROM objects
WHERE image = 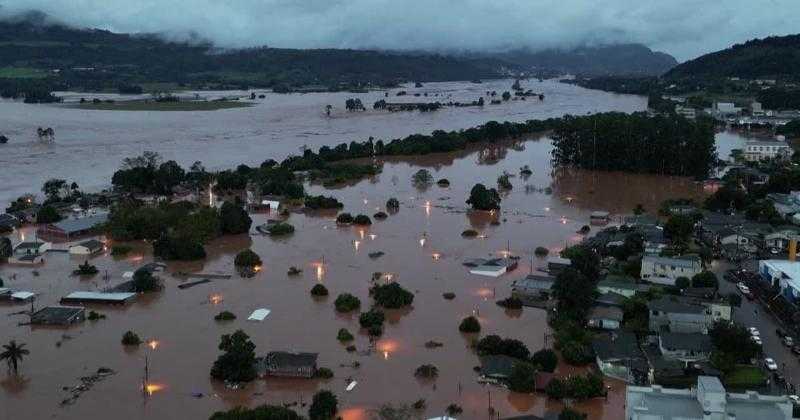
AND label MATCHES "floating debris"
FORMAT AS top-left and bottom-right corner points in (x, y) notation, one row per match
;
(60, 367), (116, 406)
(368, 251), (385, 259)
